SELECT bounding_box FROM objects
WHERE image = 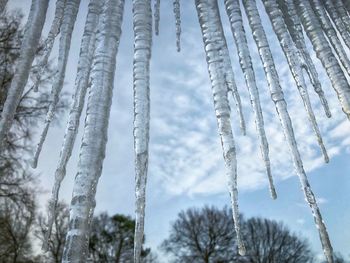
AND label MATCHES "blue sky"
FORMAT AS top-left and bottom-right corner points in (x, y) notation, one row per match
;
(9, 0), (350, 261)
